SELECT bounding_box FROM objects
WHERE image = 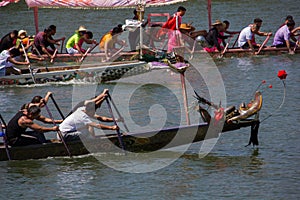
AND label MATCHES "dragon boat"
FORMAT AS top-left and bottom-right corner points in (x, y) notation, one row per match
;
(0, 91), (262, 161)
